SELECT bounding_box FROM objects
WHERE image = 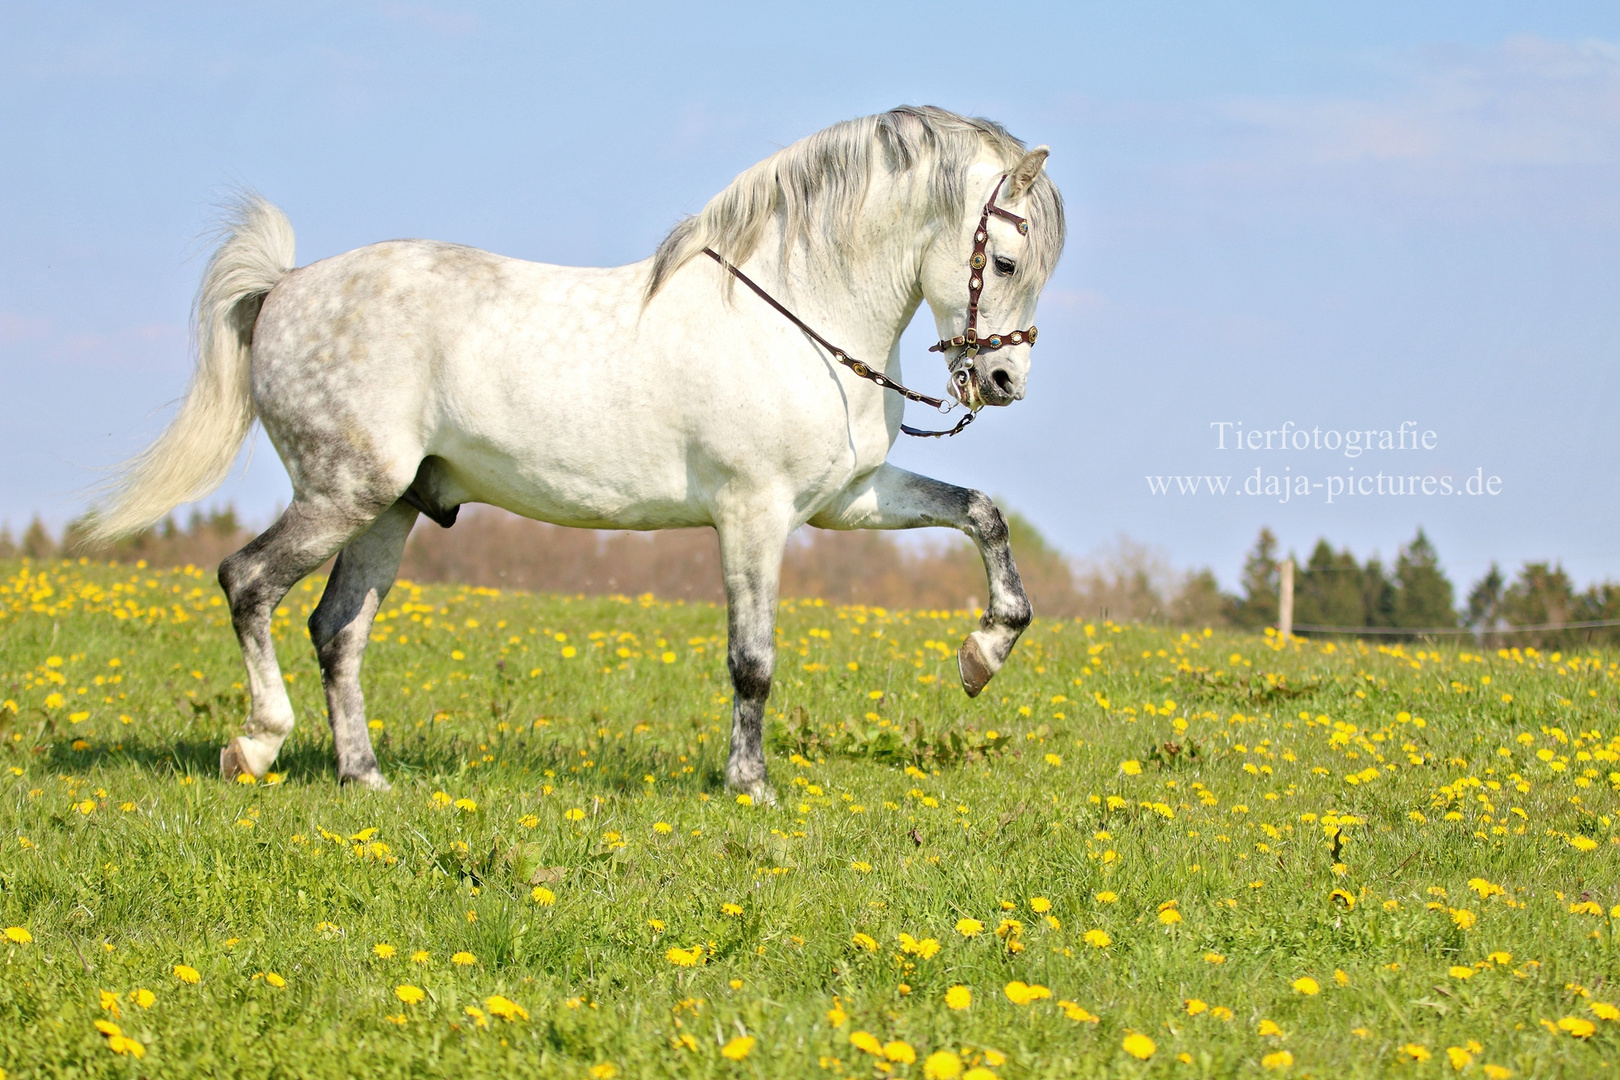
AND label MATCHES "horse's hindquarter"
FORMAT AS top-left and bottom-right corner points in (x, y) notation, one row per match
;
(252, 240), (895, 531)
